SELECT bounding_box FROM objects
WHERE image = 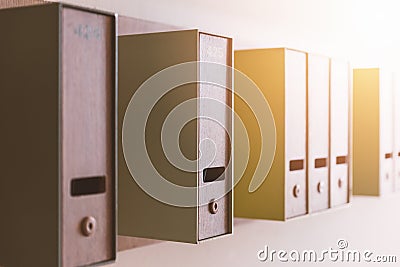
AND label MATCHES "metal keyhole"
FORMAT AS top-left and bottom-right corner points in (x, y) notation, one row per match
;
(338, 178), (343, 189)
(81, 216), (96, 237)
(317, 182), (324, 193)
(386, 173), (390, 180)
(293, 185), (301, 198)
(209, 200), (218, 214)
